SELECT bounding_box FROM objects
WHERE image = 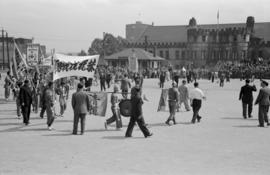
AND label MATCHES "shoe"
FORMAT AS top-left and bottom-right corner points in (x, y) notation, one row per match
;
(145, 133), (153, 138)
(165, 121), (171, 126)
(72, 132), (77, 135)
(125, 135), (132, 138)
(257, 125), (264, 127)
(197, 116), (202, 122)
(186, 109), (191, 111)
(248, 115), (253, 118)
(104, 122), (108, 130)
(48, 127), (53, 131)
(243, 116), (247, 119)
(191, 120), (195, 124)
